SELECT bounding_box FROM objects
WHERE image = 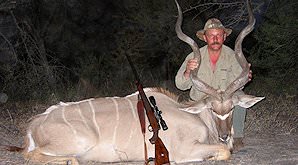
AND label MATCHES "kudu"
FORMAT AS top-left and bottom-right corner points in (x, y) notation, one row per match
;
(4, 0), (264, 164)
